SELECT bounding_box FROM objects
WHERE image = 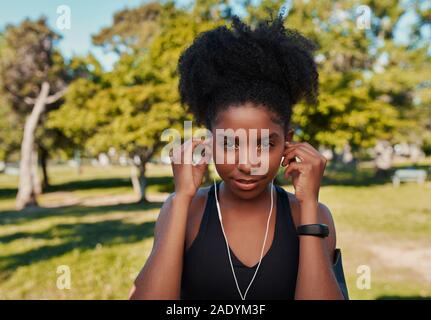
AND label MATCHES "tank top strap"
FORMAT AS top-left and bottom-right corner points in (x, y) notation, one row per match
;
(273, 184), (298, 234)
(205, 180), (220, 230)
(189, 182), (217, 251)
